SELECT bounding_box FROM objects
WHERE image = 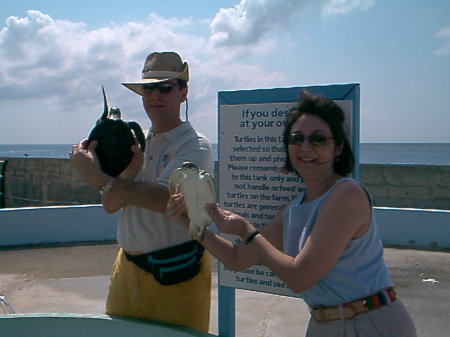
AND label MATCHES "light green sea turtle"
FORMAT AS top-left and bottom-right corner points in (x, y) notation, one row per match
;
(169, 162), (216, 239)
